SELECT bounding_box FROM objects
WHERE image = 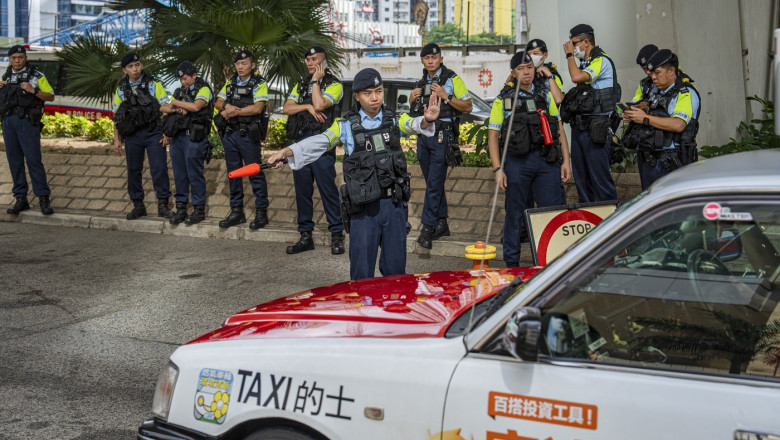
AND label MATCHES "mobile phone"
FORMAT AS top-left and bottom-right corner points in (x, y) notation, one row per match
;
(616, 103), (628, 111)
(321, 60), (329, 70)
(423, 84), (431, 96)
